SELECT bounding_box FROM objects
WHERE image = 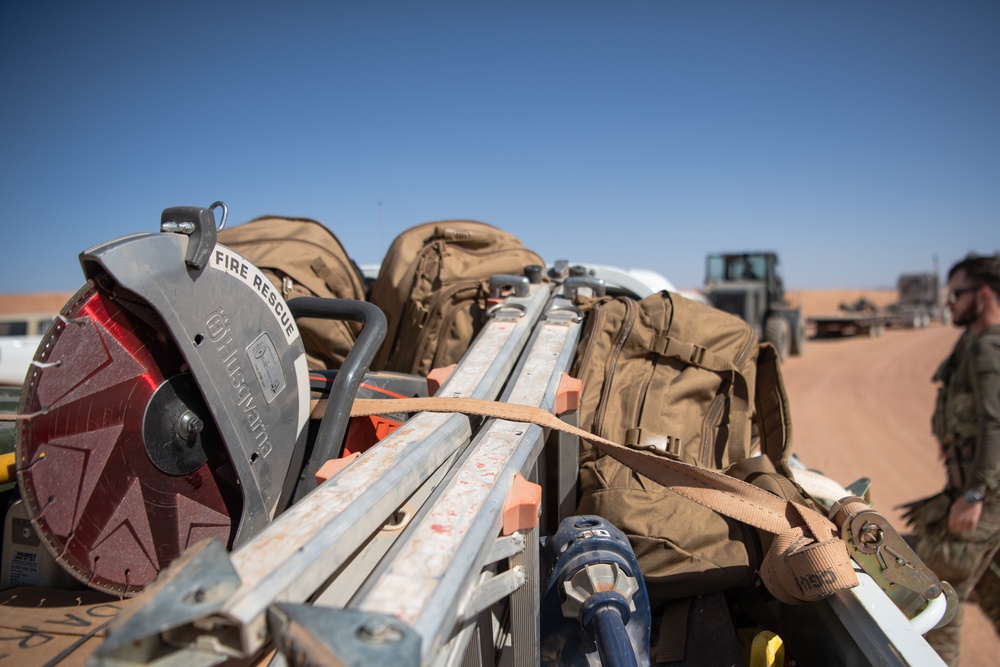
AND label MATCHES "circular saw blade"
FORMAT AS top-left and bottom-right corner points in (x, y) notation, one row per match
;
(16, 281), (243, 596)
